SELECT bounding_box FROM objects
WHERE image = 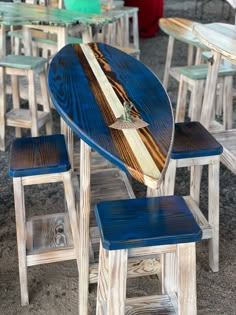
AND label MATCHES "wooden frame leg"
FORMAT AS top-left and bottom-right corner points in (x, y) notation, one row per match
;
(223, 76), (233, 130)
(162, 251), (177, 296)
(177, 243), (197, 315)
(28, 70), (38, 137)
(163, 36), (175, 89)
(79, 140), (91, 315)
(163, 159), (177, 196)
(39, 69), (53, 135)
(61, 122), (74, 170)
(187, 44), (194, 66)
(175, 75), (188, 123)
(0, 66), (6, 151)
(191, 80), (204, 121)
(63, 170), (80, 269)
(11, 74), (21, 137)
(96, 243), (109, 315)
(190, 165), (202, 206)
(13, 177), (29, 306)
(208, 158), (220, 272)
